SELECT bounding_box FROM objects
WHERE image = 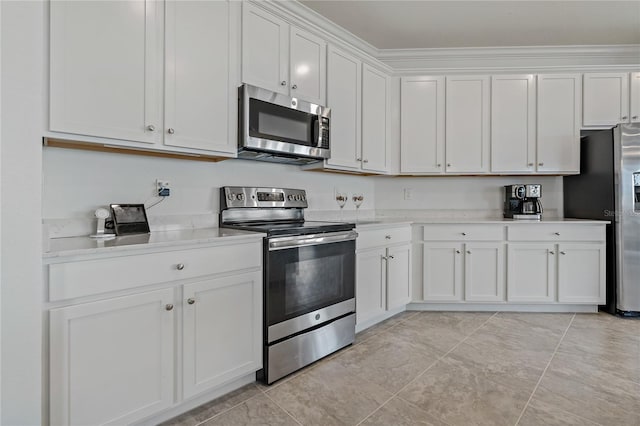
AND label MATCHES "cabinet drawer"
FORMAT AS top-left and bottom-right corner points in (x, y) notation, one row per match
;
(357, 226), (411, 250)
(48, 243), (262, 301)
(422, 224), (504, 241)
(507, 225), (605, 242)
